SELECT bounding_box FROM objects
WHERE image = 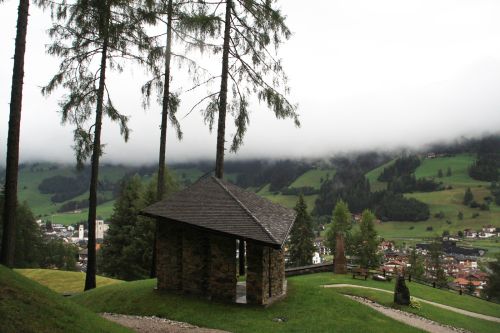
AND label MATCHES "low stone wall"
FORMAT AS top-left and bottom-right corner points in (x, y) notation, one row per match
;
(285, 262), (334, 277)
